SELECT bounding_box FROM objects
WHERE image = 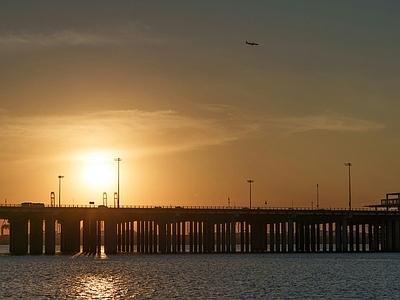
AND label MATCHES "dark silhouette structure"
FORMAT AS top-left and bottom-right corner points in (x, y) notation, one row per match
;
(1, 200), (399, 255)
(246, 41), (258, 46)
